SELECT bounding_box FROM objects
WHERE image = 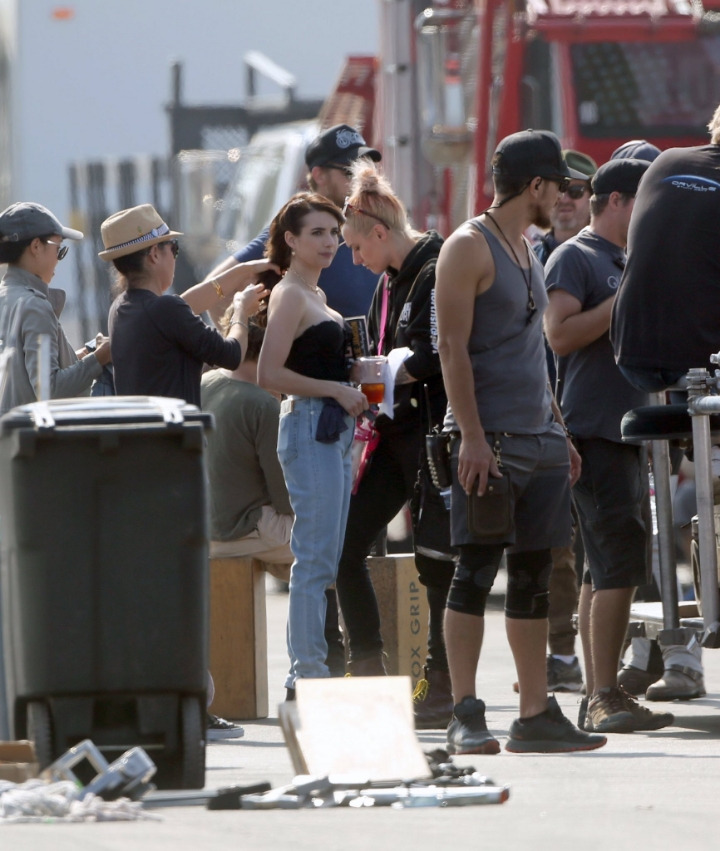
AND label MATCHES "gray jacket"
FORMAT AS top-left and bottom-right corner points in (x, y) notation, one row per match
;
(0, 266), (102, 415)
